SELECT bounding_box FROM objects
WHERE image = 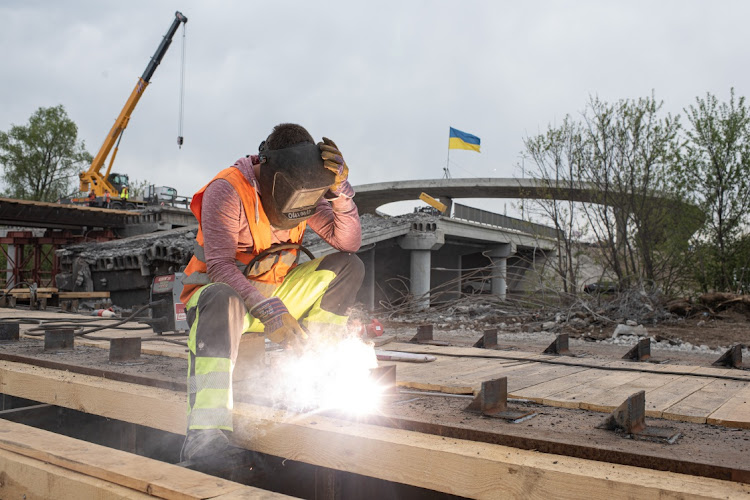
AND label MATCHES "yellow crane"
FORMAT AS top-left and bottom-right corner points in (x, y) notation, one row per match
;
(78, 11), (188, 209)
